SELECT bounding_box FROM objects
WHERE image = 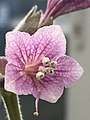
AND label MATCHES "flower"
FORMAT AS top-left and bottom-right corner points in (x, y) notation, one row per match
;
(42, 0), (90, 21)
(5, 25), (83, 115)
